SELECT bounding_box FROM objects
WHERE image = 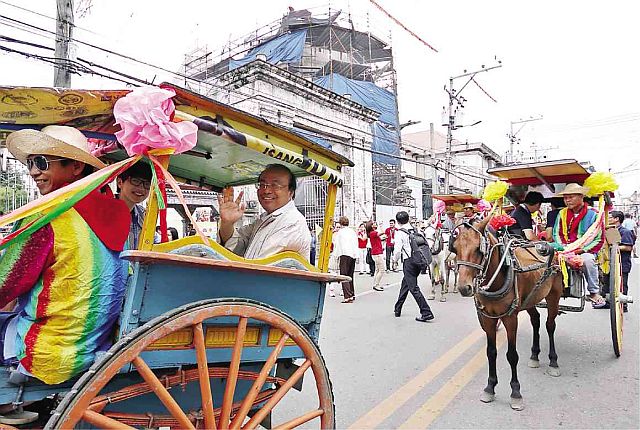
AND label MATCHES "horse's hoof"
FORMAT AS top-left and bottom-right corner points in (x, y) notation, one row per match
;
(453, 289), (459, 293)
(440, 296), (447, 302)
(510, 397), (525, 411)
(427, 295), (435, 300)
(547, 367), (561, 377)
(528, 359), (540, 368)
(480, 391), (495, 403)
